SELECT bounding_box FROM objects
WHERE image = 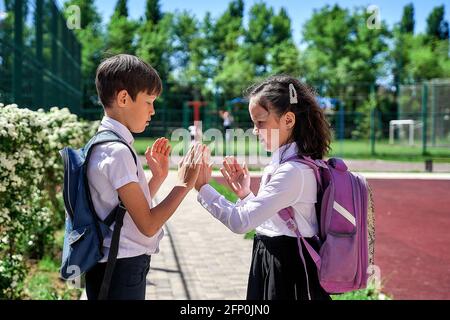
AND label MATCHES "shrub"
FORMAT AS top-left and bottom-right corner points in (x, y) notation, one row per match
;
(0, 103), (98, 299)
